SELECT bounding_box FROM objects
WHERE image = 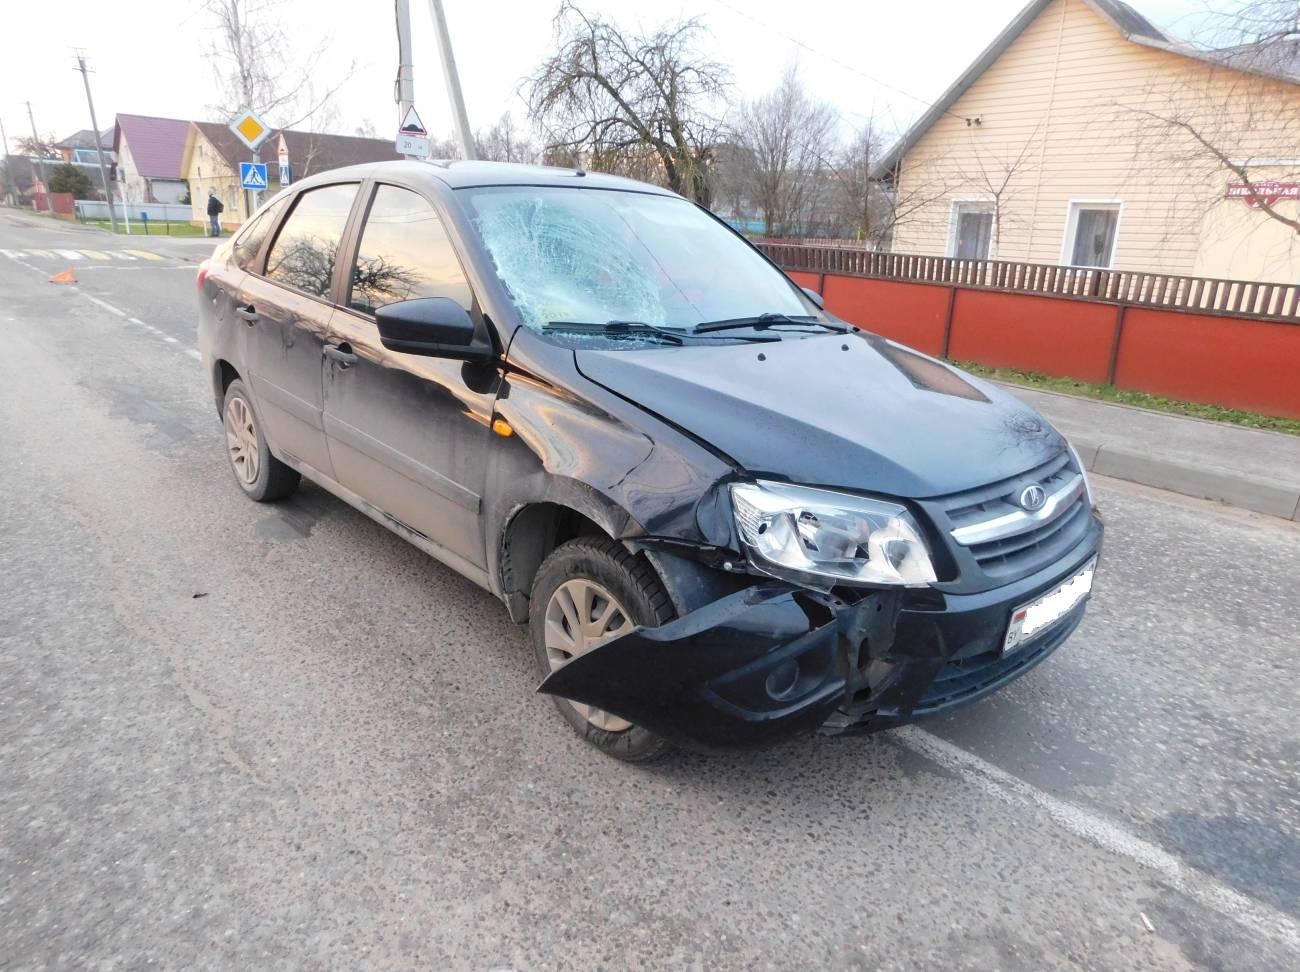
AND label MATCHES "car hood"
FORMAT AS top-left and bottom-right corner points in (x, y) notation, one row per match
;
(573, 331), (1065, 498)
